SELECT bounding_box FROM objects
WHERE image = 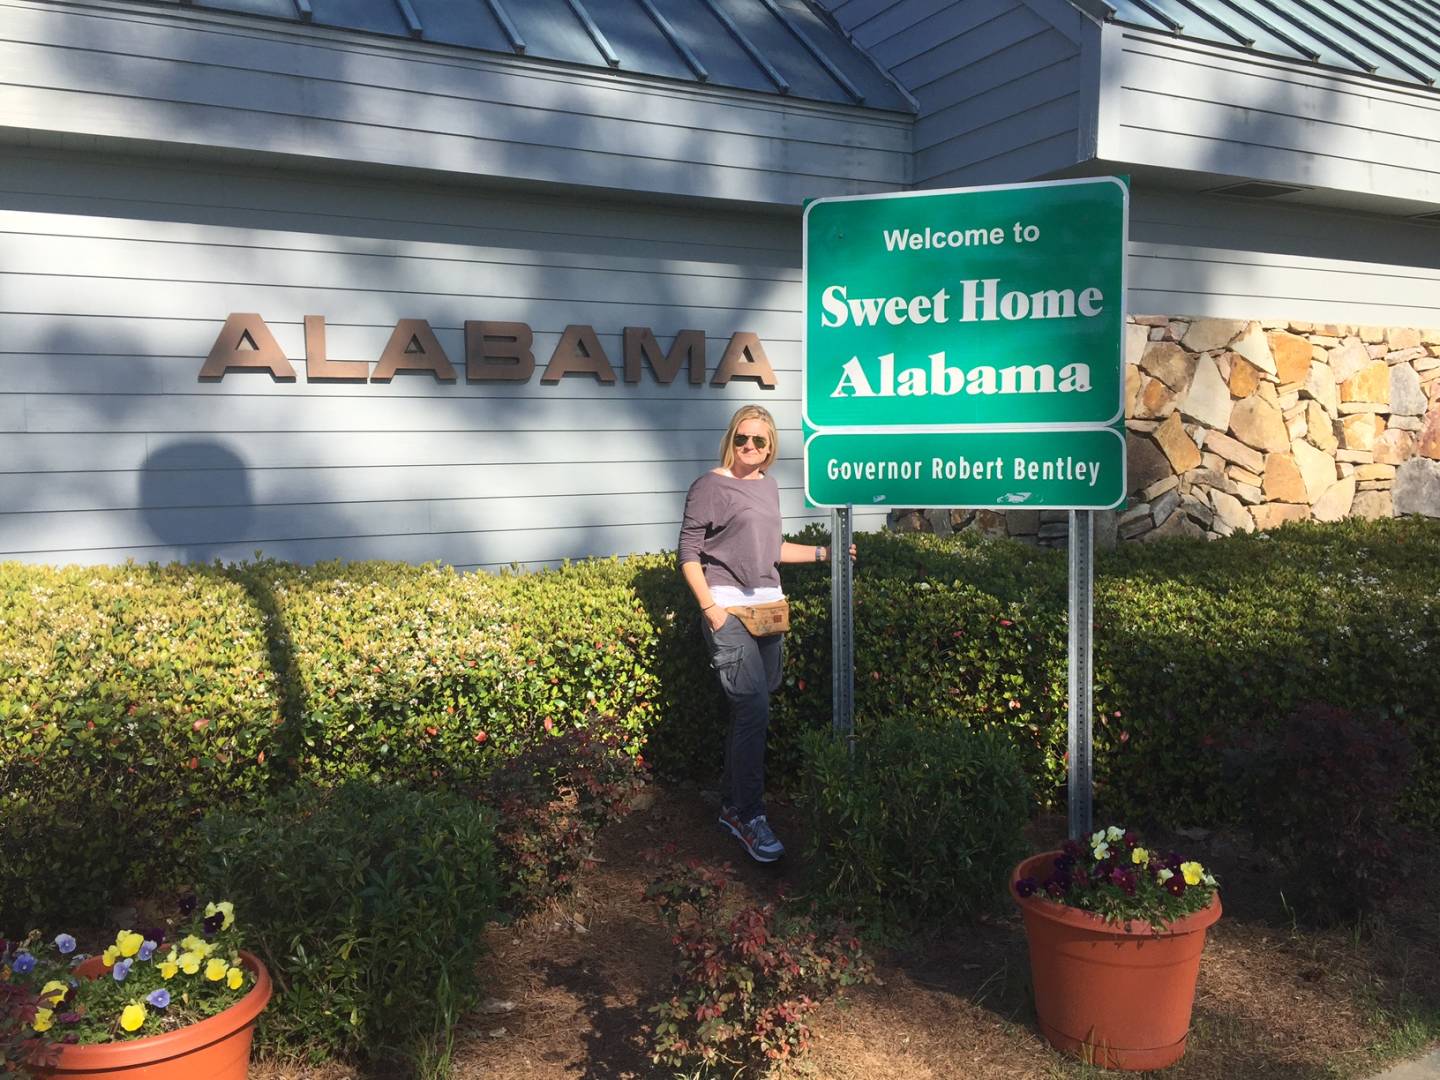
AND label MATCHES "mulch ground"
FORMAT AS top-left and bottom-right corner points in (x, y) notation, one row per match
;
(252, 783), (1440, 1080)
